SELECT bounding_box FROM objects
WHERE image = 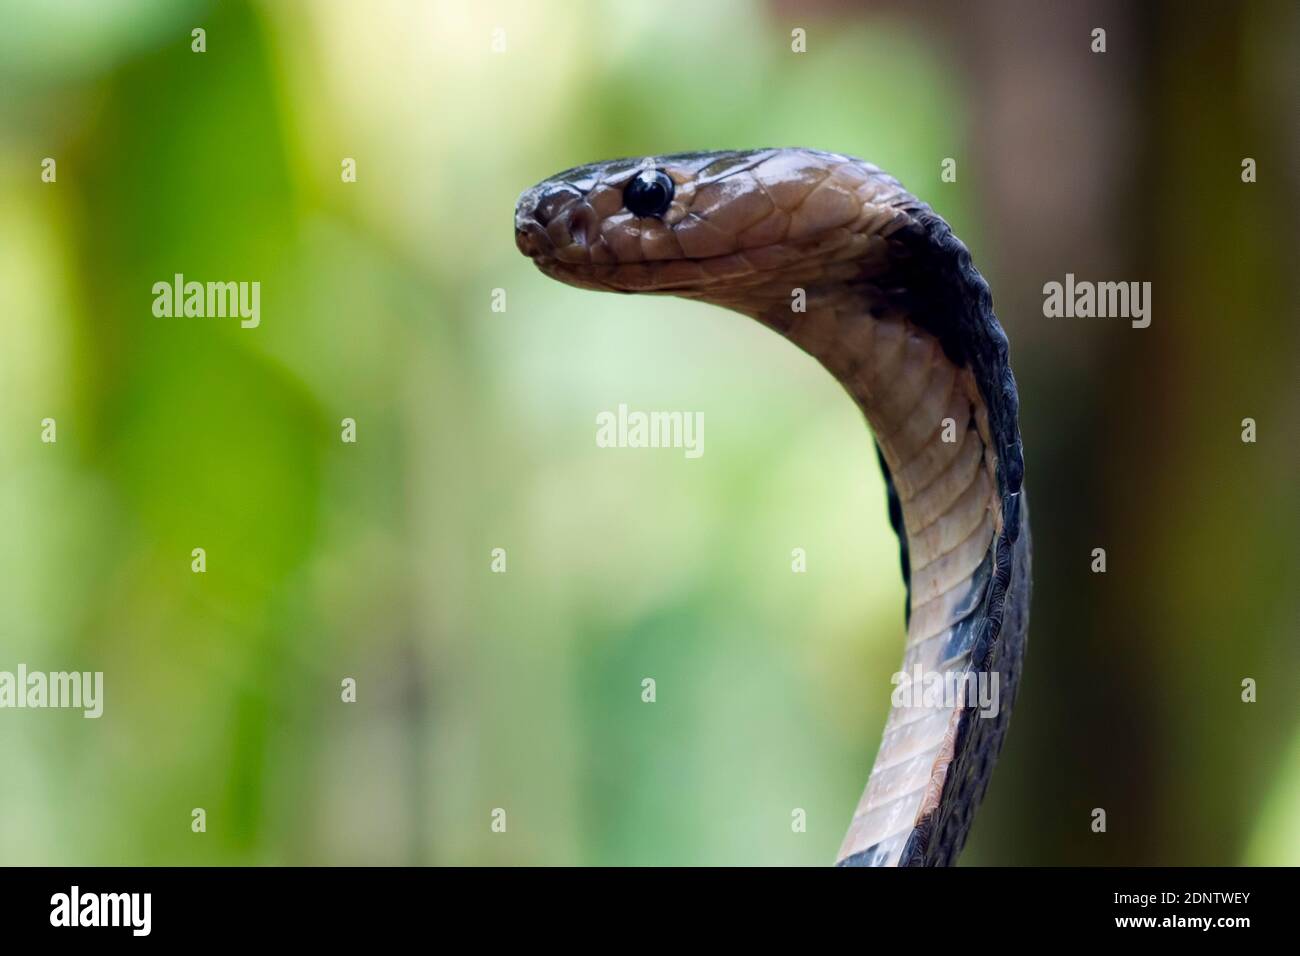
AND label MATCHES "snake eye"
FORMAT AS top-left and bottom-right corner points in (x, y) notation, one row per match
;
(623, 169), (675, 218)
